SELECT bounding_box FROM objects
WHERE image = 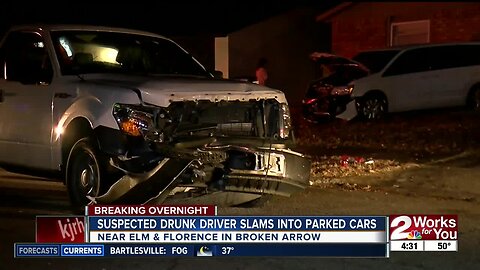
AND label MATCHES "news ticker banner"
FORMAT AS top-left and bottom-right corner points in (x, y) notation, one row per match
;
(14, 206), (457, 257)
(15, 243), (387, 257)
